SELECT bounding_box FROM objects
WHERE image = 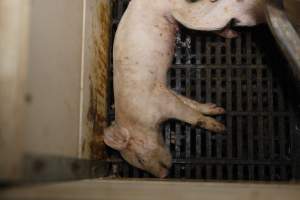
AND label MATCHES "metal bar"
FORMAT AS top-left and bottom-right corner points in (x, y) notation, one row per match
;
(133, 168), (140, 178)
(236, 65), (243, 179)
(165, 124), (171, 151)
(175, 32), (183, 65)
(117, 0), (124, 20)
(206, 165), (212, 180)
(205, 66), (212, 179)
(214, 37), (223, 179)
(258, 116), (265, 180)
(195, 135), (203, 162)
(228, 165), (233, 180)
(175, 123), (181, 178)
(206, 36), (212, 65)
(238, 165), (244, 180)
(246, 32), (252, 65)
(256, 67), (266, 180)
(270, 166), (276, 181)
(175, 67), (182, 181)
(110, 158), (293, 165)
(185, 126), (191, 178)
(249, 165), (254, 180)
(236, 34), (242, 65)
(226, 67), (233, 162)
(173, 158), (292, 165)
(281, 165), (287, 181)
(216, 37), (222, 65)
(185, 125), (191, 159)
(195, 67), (203, 160)
(267, 66), (275, 170)
(196, 36), (202, 65)
(265, 0), (300, 82)
(216, 68), (223, 179)
(185, 68), (191, 179)
(185, 35), (192, 64)
(175, 123), (181, 159)
(196, 165), (203, 179)
(206, 68), (212, 158)
(279, 116), (287, 180)
(171, 64), (266, 69)
(217, 165), (223, 180)
(292, 113), (300, 180)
